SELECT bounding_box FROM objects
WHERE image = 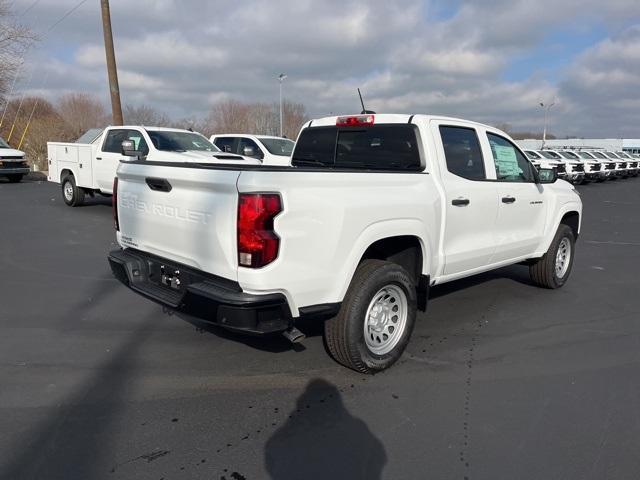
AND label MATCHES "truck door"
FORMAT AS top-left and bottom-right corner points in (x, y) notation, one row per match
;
(482, 132), (548, 262)
(96, 129), (148, 193)
(434, 124), (499, 275)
